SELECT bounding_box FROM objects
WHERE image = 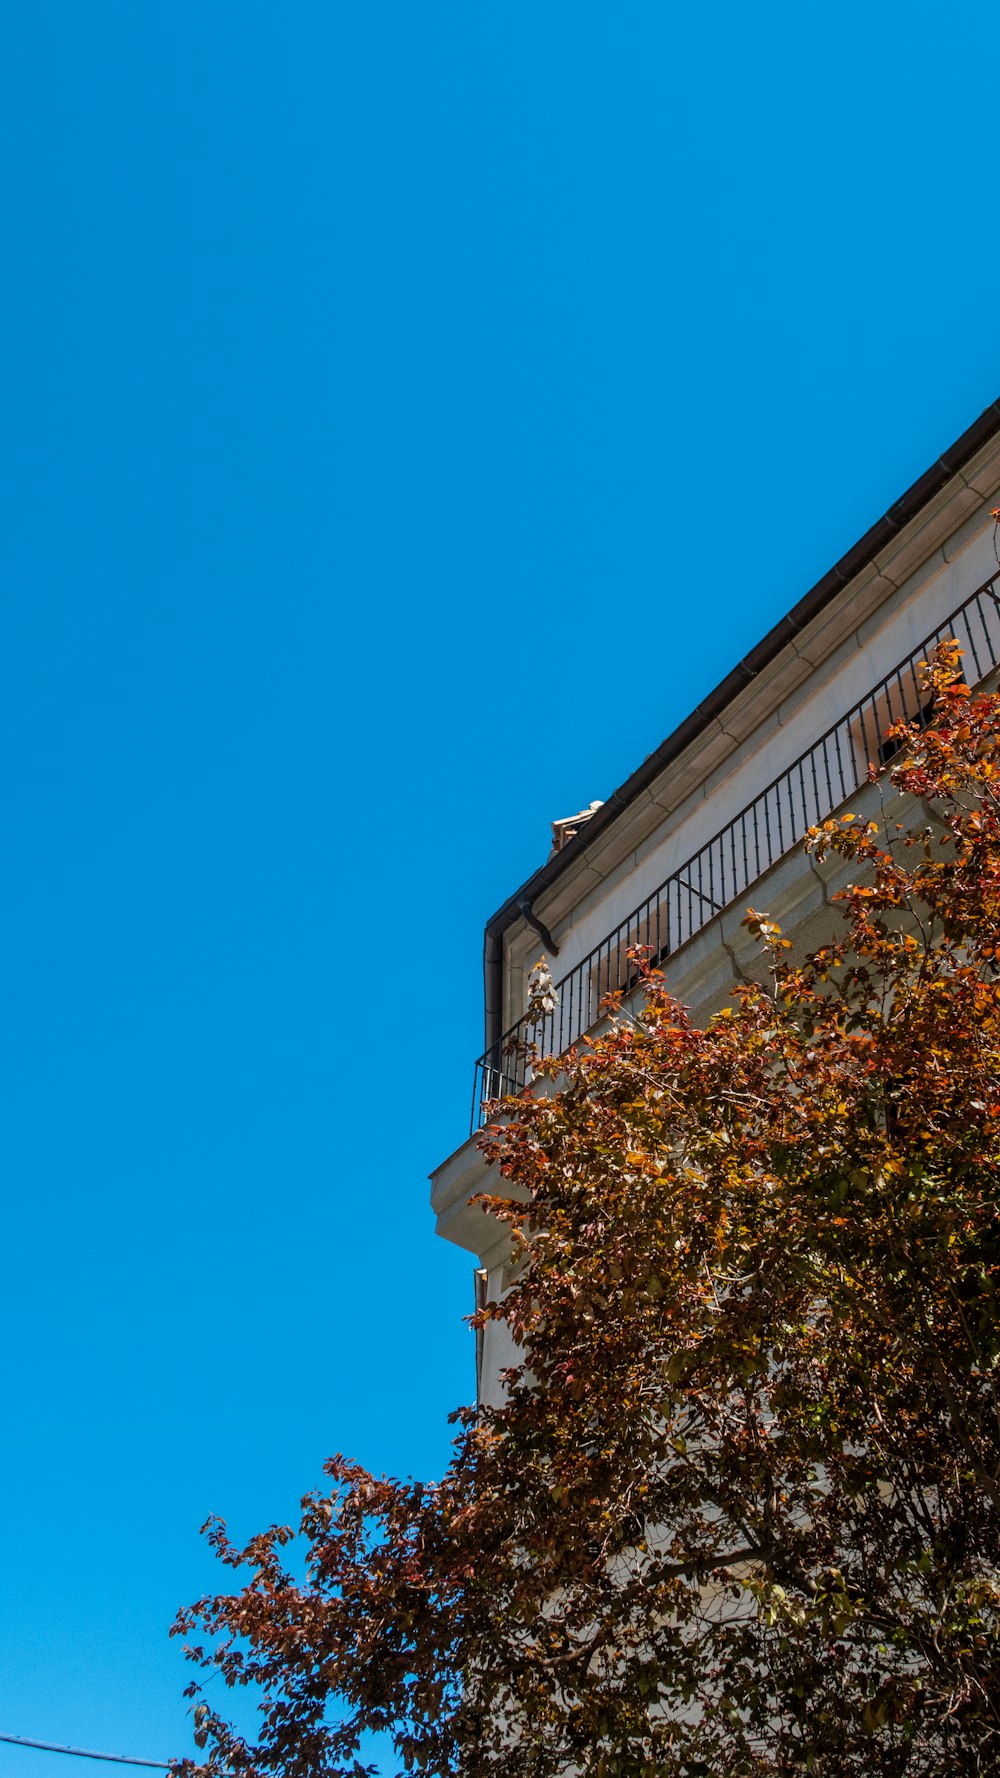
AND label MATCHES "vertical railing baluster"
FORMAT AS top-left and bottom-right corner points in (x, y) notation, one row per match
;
(857, 701), (874, 772)
(833, 720), (848, 800)
(963, 606), (984, 682)
(809, 740), (822, 826)
(976, 592), (997, 670)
